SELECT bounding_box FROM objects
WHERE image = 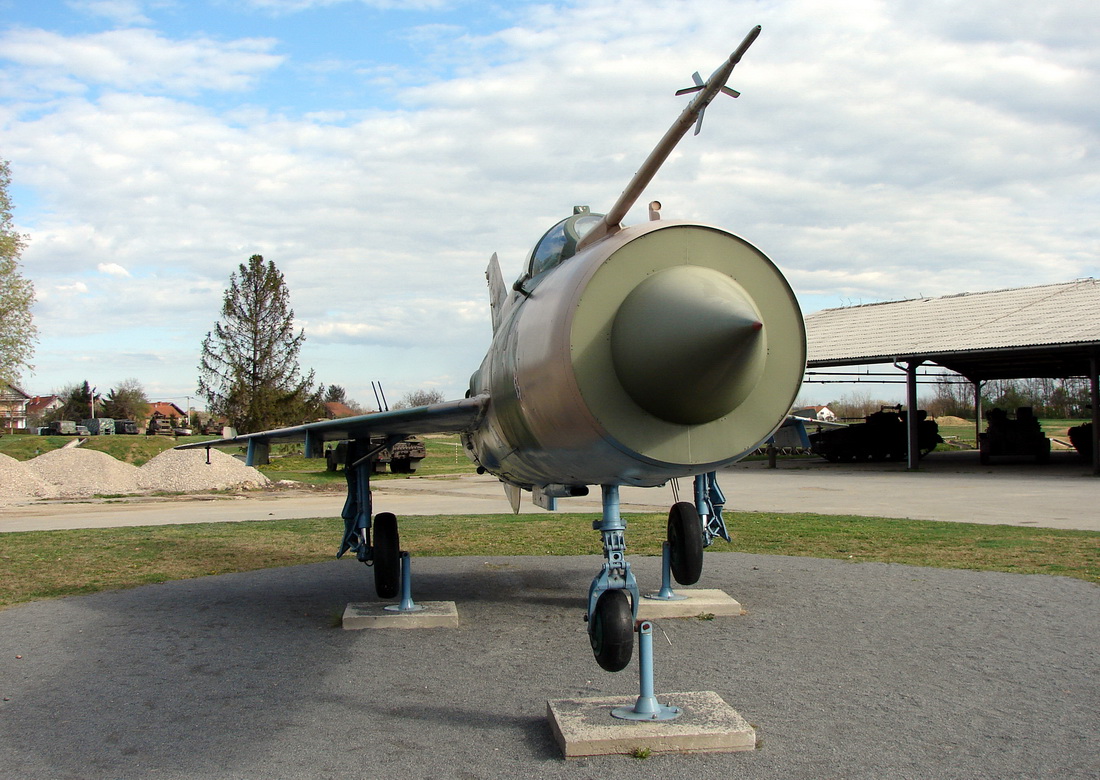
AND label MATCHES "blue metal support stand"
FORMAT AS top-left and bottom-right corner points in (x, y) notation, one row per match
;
(643, 542), (687, 601)
(611, 621), (682, 721)
(384, 552), (425, 613)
